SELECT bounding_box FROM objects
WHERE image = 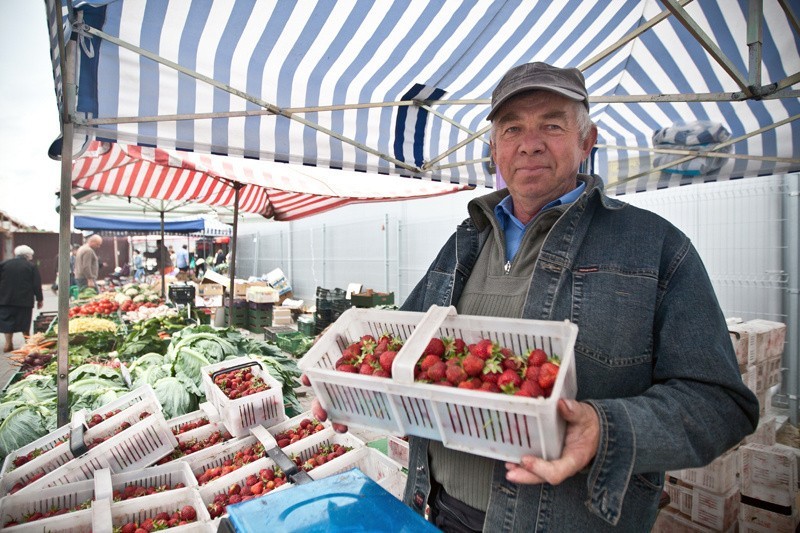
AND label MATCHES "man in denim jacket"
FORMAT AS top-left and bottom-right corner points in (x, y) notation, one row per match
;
(312, 62), (758, 531)
(399, 63), (757, 532)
